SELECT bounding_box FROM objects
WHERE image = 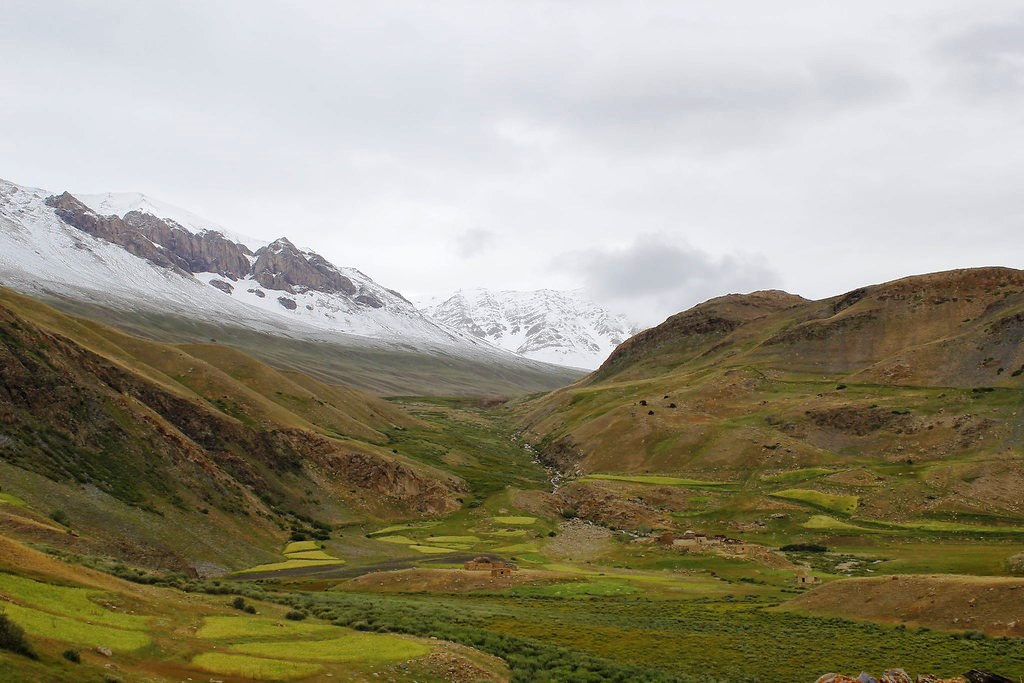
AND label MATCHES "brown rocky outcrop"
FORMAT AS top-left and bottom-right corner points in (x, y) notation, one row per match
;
(316, 451), (465, 515)
(45, 193), (187, 275)
(45, 193), (252, 280)
(251, 238), (357, 295)
(122, 211), (252, 278)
